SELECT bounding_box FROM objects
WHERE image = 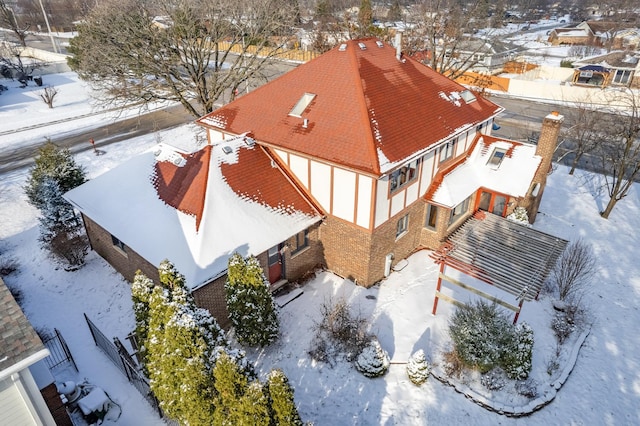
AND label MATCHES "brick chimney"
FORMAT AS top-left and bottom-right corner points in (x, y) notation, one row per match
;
(523, 111), (564, 222)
